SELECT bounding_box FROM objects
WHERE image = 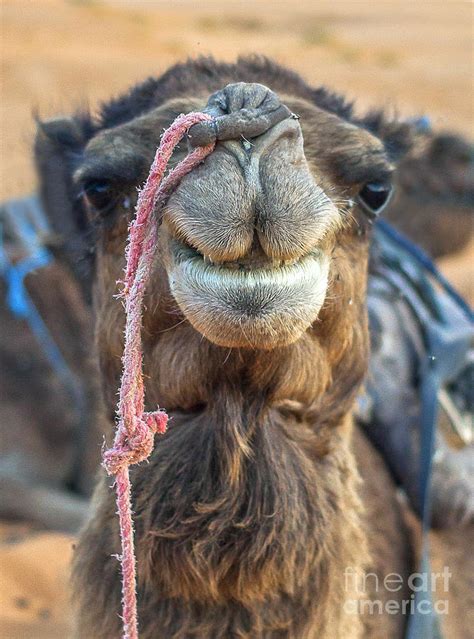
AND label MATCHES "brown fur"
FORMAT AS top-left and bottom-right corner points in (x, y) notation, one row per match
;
(33, 57), (470, 638)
